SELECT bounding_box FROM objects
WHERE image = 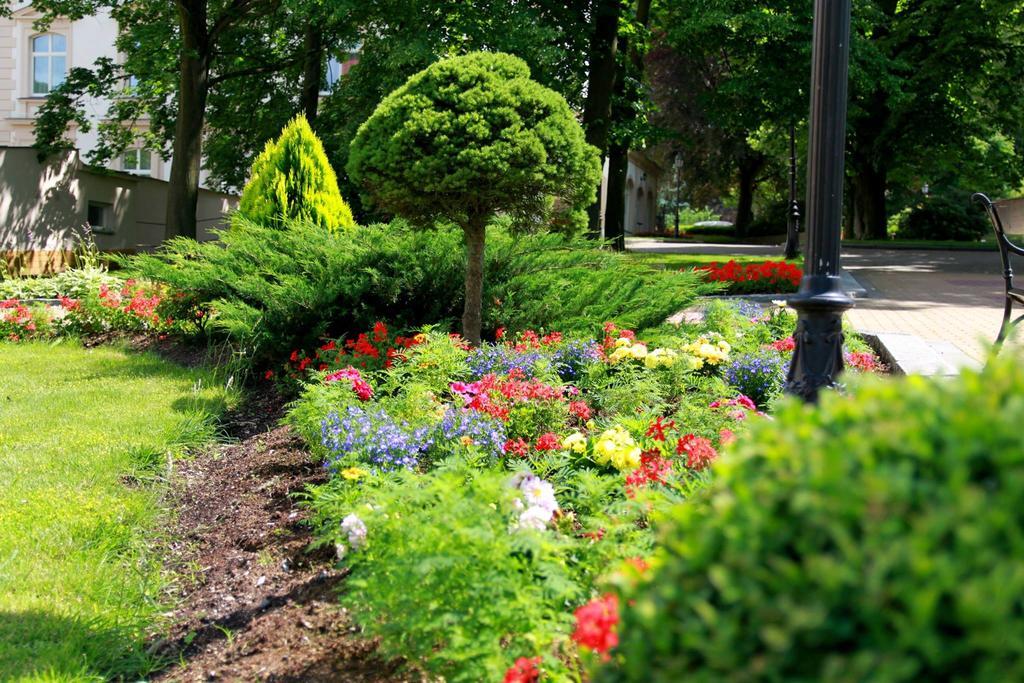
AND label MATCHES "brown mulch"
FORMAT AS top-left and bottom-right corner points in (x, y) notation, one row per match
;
(148, 390), (414, 682)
